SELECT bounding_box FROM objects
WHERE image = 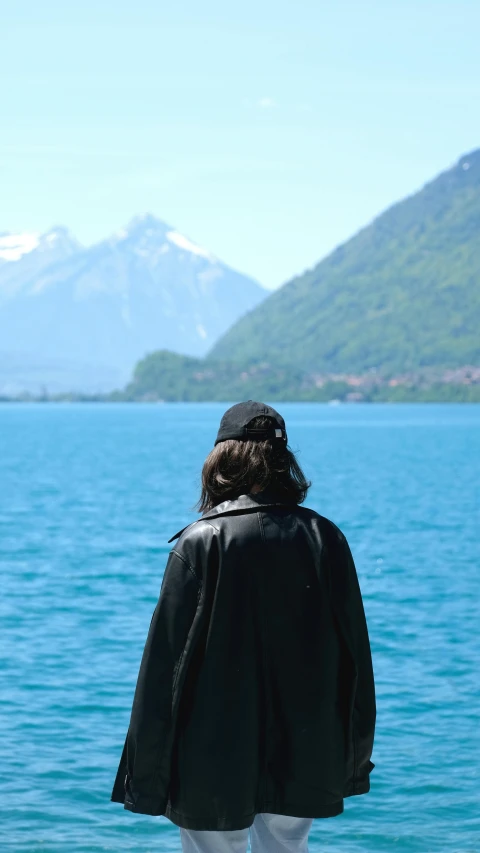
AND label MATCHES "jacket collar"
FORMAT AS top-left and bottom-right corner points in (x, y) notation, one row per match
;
(168, 491), (291, 542)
